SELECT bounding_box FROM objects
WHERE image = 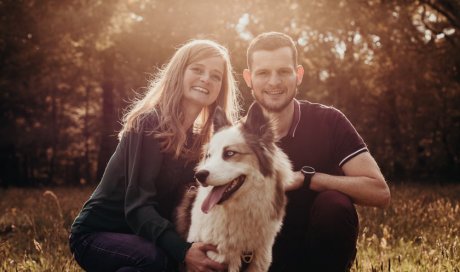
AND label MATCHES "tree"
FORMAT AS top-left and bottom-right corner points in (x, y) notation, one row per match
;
(1, 0), (458, 186)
